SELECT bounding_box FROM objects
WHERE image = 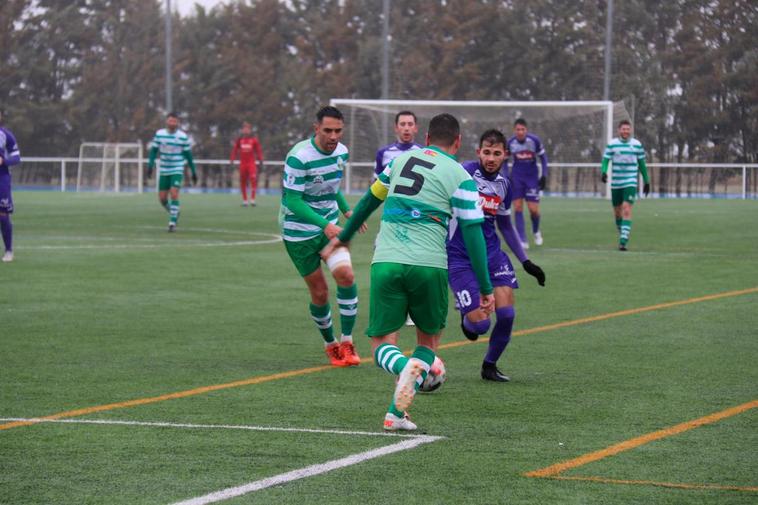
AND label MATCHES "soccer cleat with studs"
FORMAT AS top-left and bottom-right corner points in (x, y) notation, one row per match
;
(481, 362), (510, 382)
(168, 223), (176, 233)
(619, 244), (628, 251)
(2, 251), (13, 263)
(325, 342), (349, 367)
(393, 358), (424, 411)
(339, 341), (361, 366)
(383, 412), (417, 431)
